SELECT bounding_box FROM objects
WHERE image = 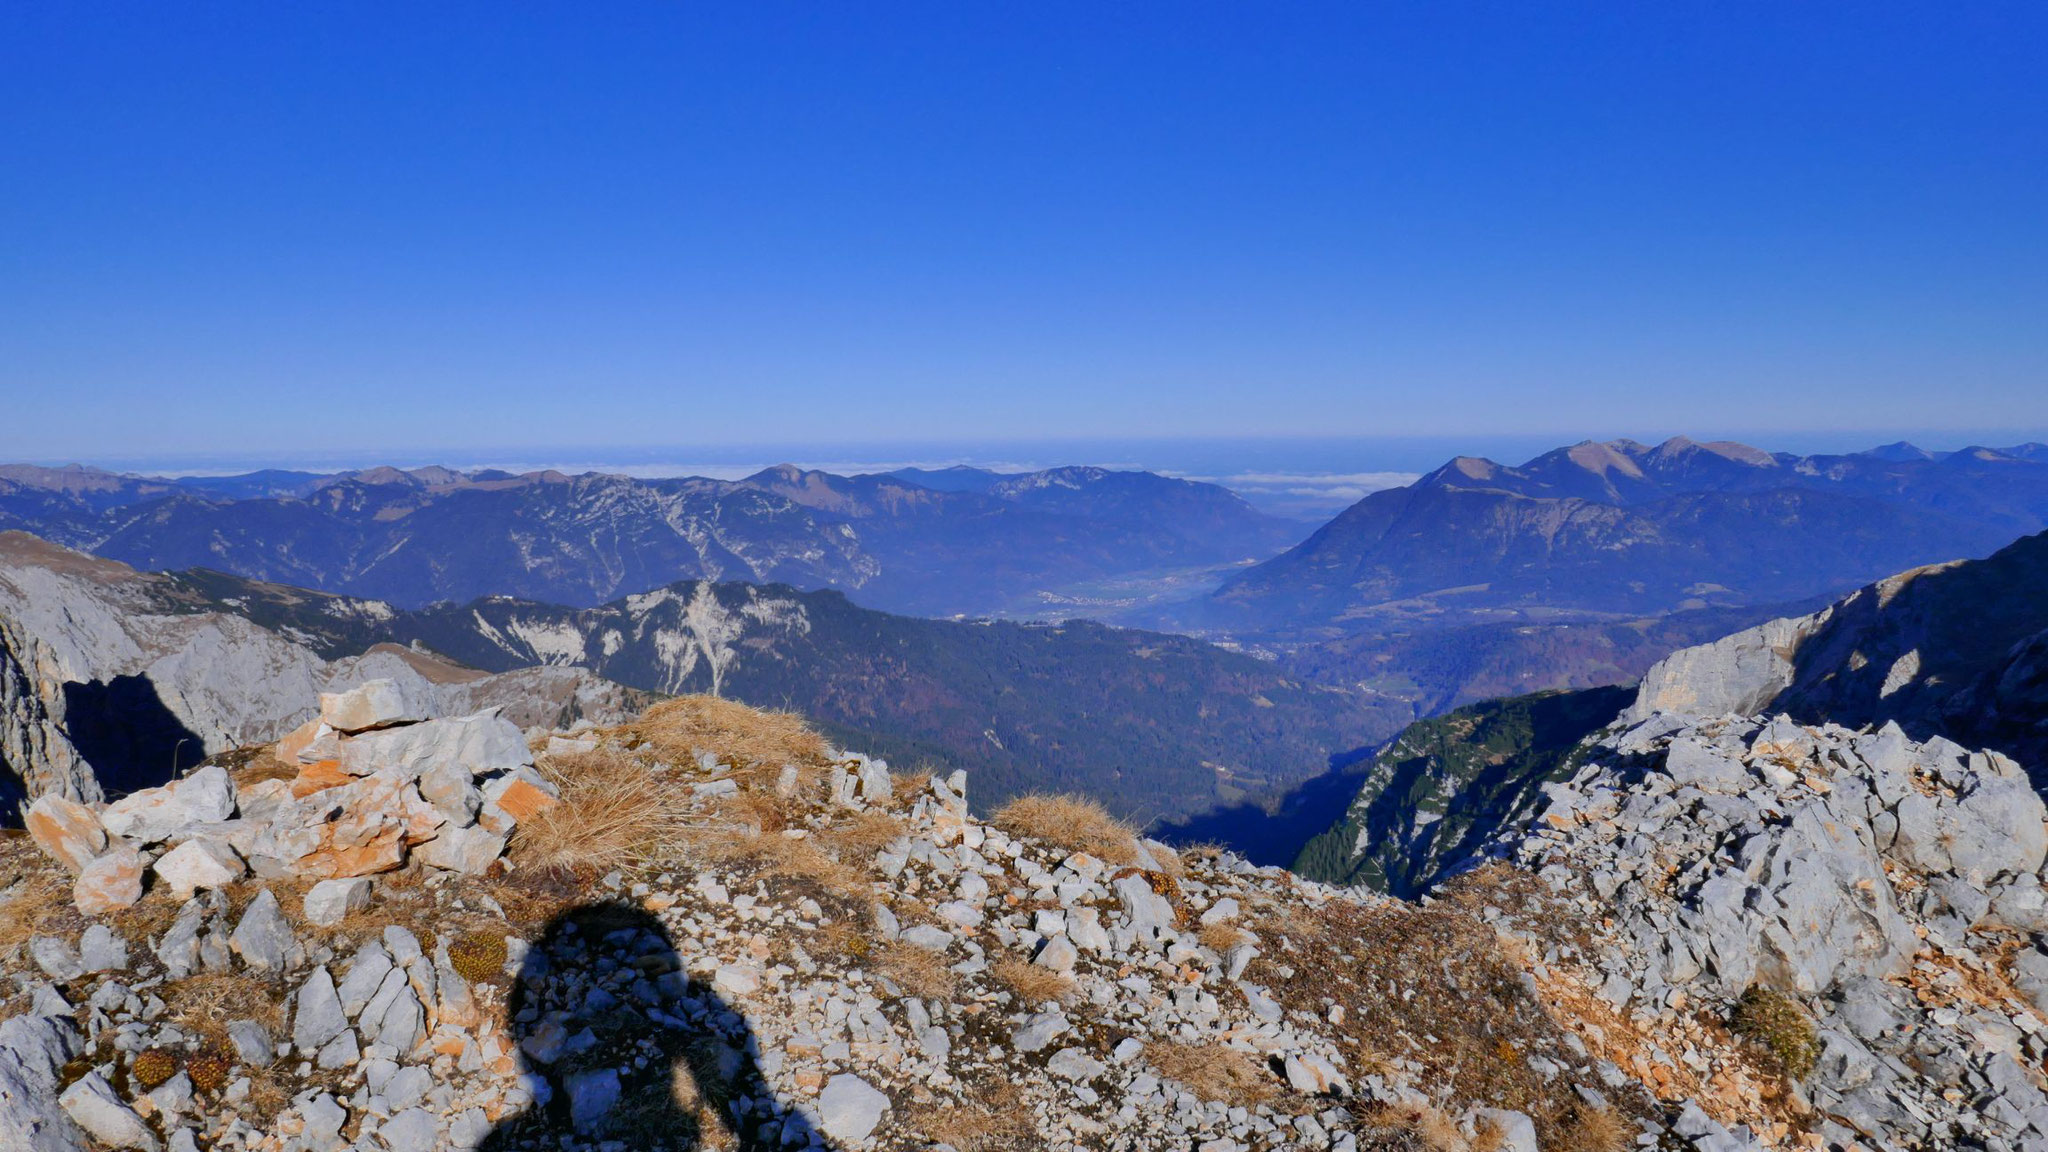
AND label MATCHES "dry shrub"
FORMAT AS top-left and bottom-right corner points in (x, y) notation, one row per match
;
(872, 940), (959, 999)
(818, 810), (906, 864)
(988, 957), (1075, 1006)
(162, 972), (284, 1044)
(627, 696), (827, 772)
(1730, 986), (1820, 1080)
(1144, 1040), (1276, 1106)
(904, 1077), (1033, 1150)
(0, 862), (74, 957)
(1553, 1103), (1632, 1152)
(991, 794), (1140, 866)
(1197, 921), (1252, 953)
(689, 828), (867, 900)
(513, 748), (696, 872)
